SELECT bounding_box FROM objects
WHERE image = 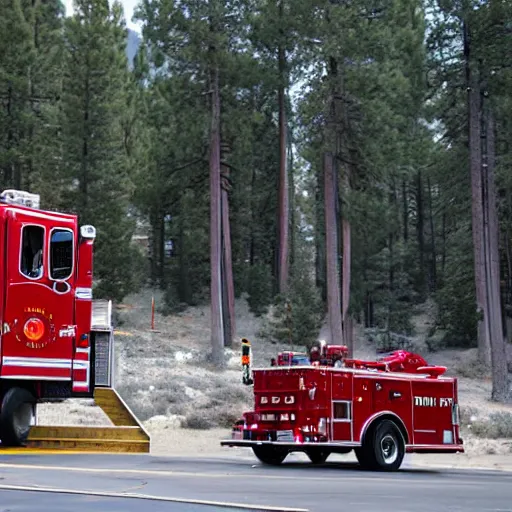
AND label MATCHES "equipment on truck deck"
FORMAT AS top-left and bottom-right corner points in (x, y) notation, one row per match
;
(221, 341), (463, 471)
(0, 189), (149, 452)
(271, 341), (348, 368)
